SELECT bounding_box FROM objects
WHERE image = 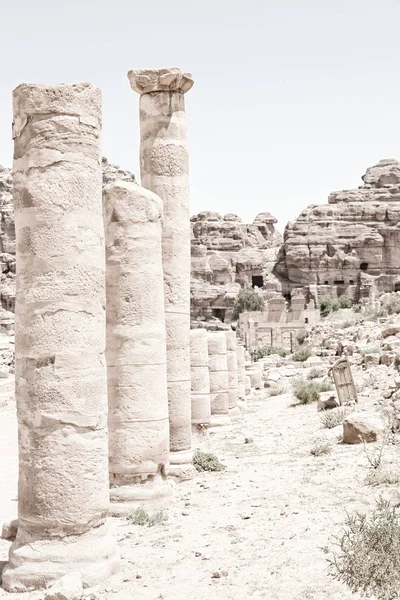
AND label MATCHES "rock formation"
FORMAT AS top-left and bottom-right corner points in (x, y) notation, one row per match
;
(191, 211), (282, 324)
(103, 180), (171, 513)
(274, 159), (400, 301)
(3, 82), (119, 591)
(128, 67), (196, 480)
